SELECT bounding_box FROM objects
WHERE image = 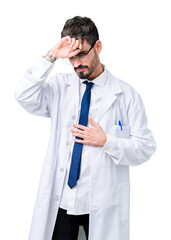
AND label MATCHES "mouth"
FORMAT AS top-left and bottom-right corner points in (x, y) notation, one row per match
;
(75, 67), (87, 73)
